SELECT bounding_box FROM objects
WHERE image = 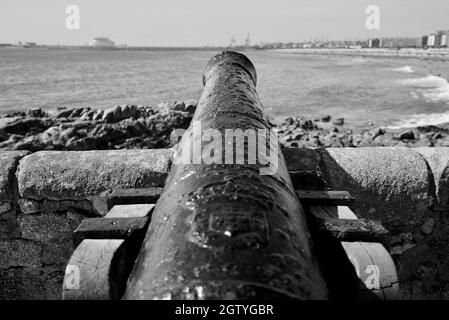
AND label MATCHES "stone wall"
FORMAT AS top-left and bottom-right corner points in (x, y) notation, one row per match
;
(1, 147), (449, 299)
(0, 150), (171, 299)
